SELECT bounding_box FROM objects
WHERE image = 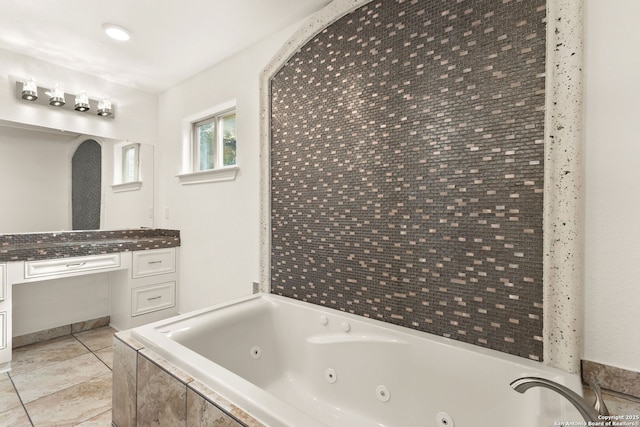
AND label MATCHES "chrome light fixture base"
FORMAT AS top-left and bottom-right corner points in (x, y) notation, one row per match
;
(15, 80), (115, 119)
(21, 78), (38, 101)
(49, 96), (65, 107)
(49, 84), (65, 106)
(74, 91), (90, 112)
